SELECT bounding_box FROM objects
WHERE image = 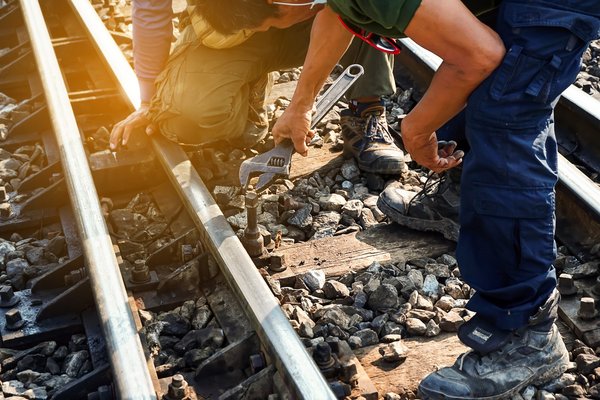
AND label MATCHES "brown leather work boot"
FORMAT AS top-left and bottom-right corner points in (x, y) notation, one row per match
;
(341, 104), (405, 175)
